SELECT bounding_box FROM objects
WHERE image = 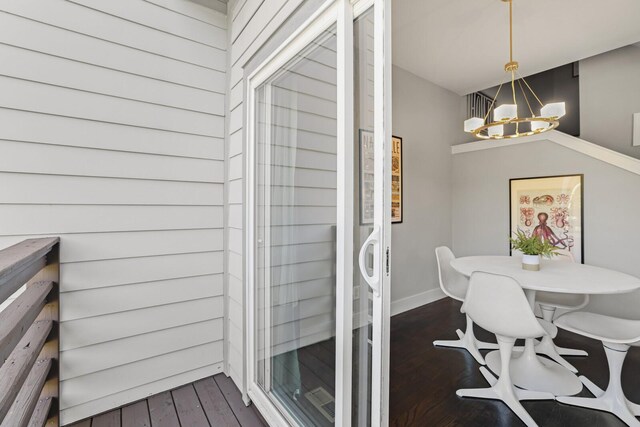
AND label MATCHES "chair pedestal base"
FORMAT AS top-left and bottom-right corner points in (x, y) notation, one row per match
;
(556, 345), (640, 427)
(457, 338), (553, 427)
(433, 314), (498, 365)
(486, 338), (582, 396)
(536, 305), (587, 371)
(534, 335), (580, 373)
